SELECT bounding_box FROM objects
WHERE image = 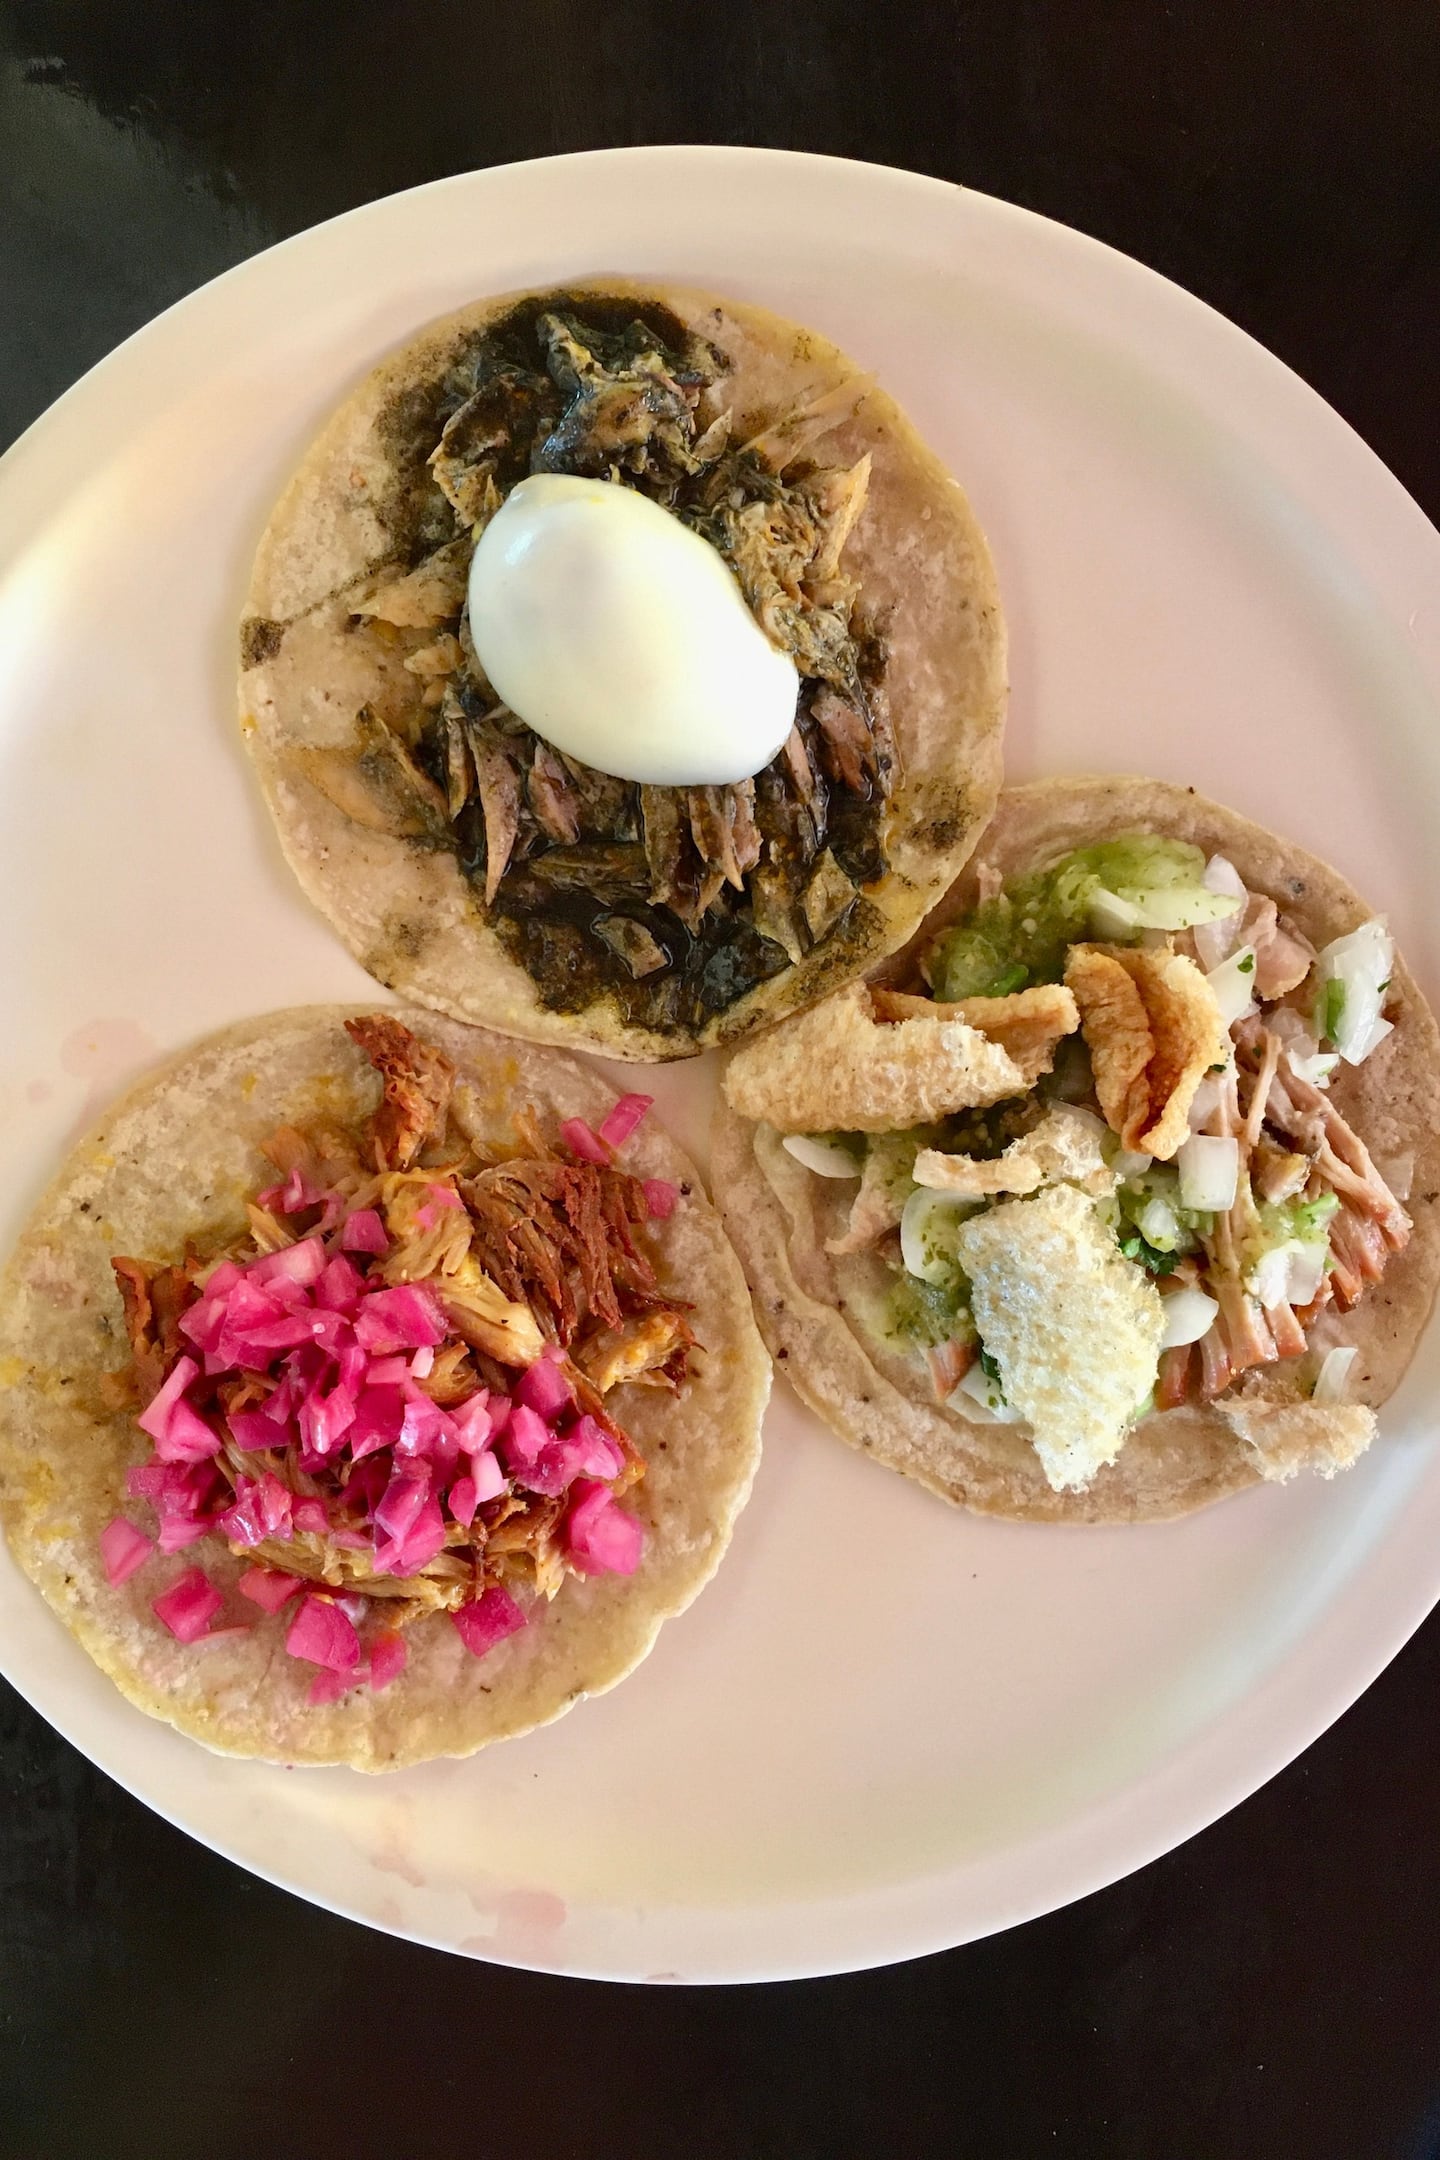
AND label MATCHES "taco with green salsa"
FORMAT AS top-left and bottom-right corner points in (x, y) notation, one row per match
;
(713, 777), (1440, 1522)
